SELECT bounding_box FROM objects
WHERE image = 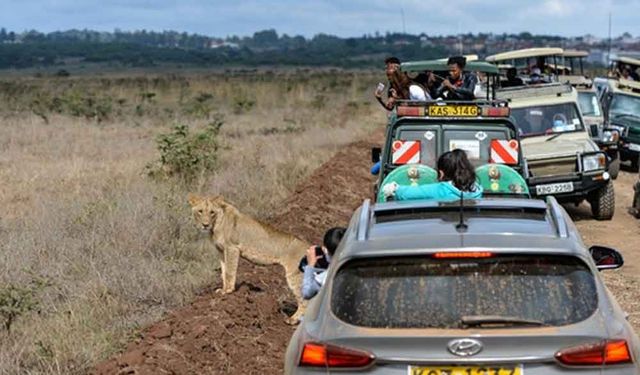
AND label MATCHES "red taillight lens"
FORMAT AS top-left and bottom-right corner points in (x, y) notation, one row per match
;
(397, 106), (423, 117)
(433, 252), (494, 258)
(555, 339), (632, 366)
(481, 107), (510, 117)
(299, 342), (375, 368)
